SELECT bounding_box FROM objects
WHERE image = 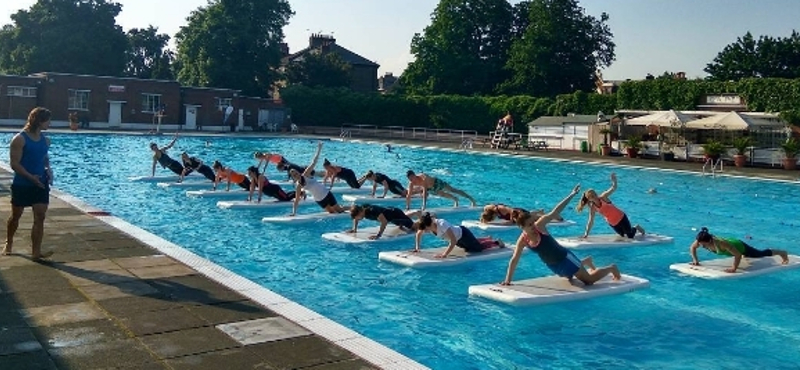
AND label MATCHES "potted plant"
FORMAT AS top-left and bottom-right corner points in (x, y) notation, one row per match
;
(624, 136), (643, 158)
(701, 140), (726, 161)
(781, 138), (800, 170)
(599, 128), (612, 156)
(731, 136), (753, 167)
